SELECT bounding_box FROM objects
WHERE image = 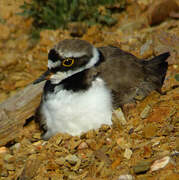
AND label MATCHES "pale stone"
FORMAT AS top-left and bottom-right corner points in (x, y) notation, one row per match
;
(113, 108), (127, 125)
(55, 157), (65, 166)
(124, 148), (133, 159)
(118, 174), (134, 180)
(78, 142), (88, 150)
(65, 154), (80, 165)
(0, 147), (8, 154)
(140, 105), (152, 119)
(150, 156), (172, 172)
